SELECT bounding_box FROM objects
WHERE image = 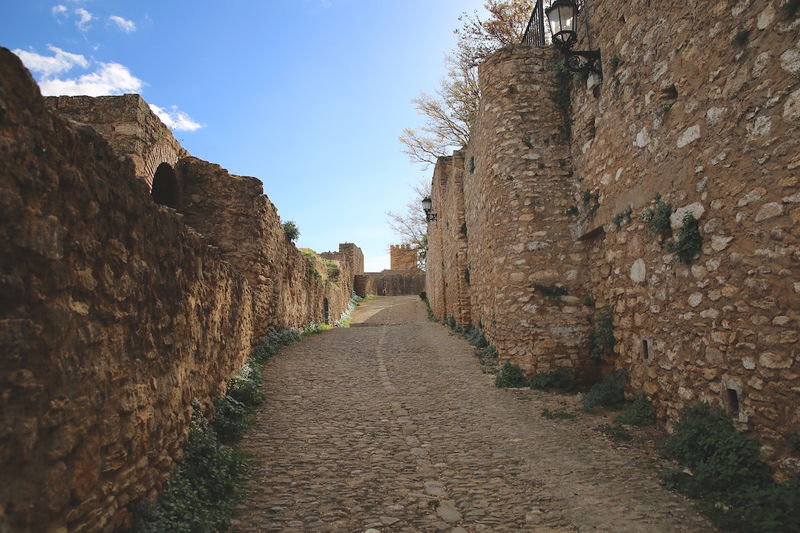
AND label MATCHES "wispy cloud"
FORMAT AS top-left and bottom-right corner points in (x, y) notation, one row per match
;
(108, 15), (136, 33)
(74, 7), (93, 32)
(38, 62), (143, 96)
(149, 104), (203, 131)
(12, 45), (89, 77)
(51, 4), (68, 18)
